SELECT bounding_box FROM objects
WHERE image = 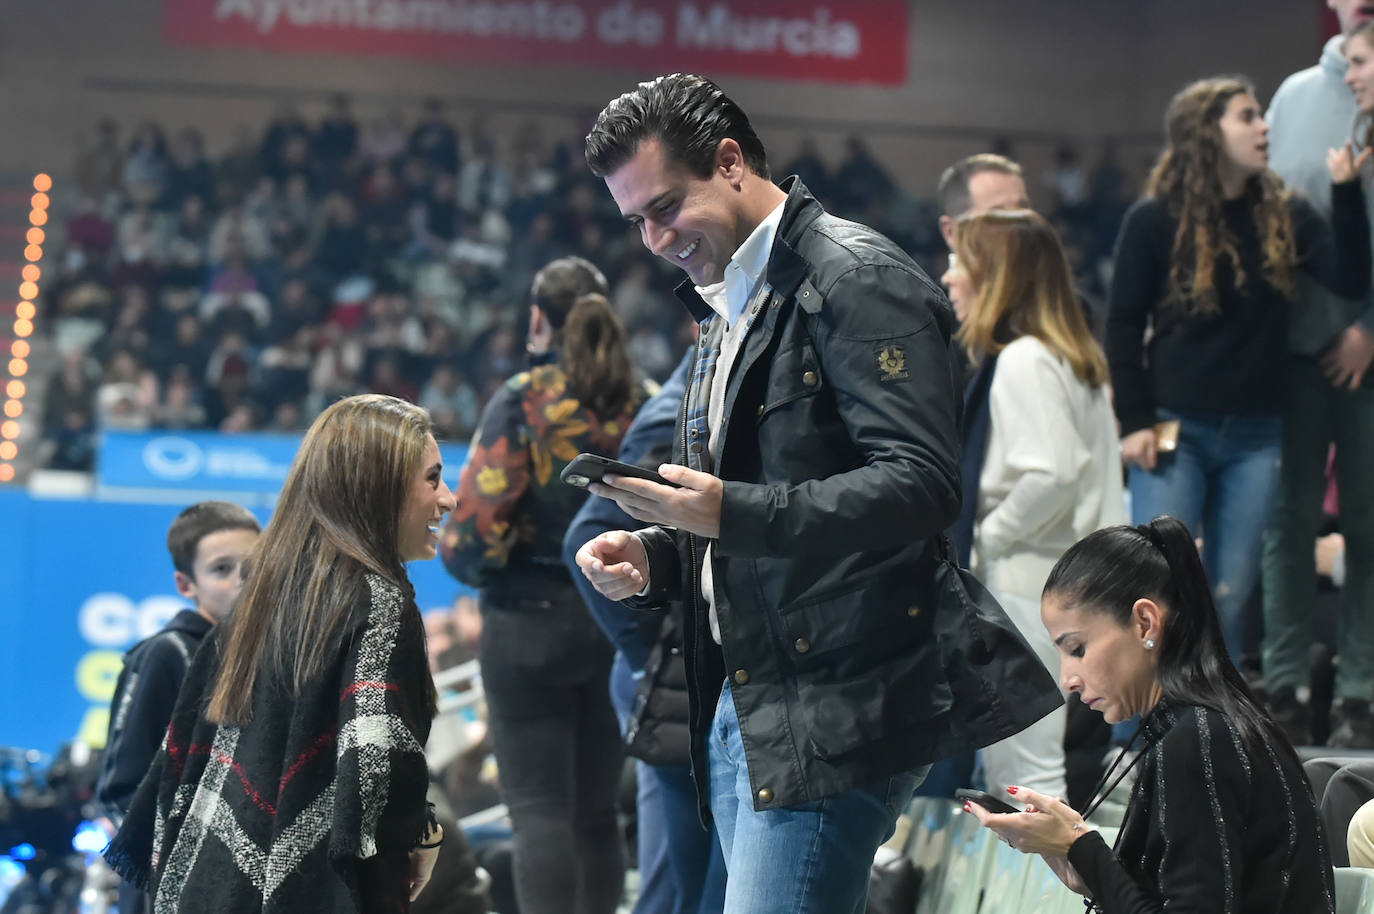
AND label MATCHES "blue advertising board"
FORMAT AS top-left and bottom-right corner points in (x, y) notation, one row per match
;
(98, 431), (471, 501)
(0, 432), (477, 756)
